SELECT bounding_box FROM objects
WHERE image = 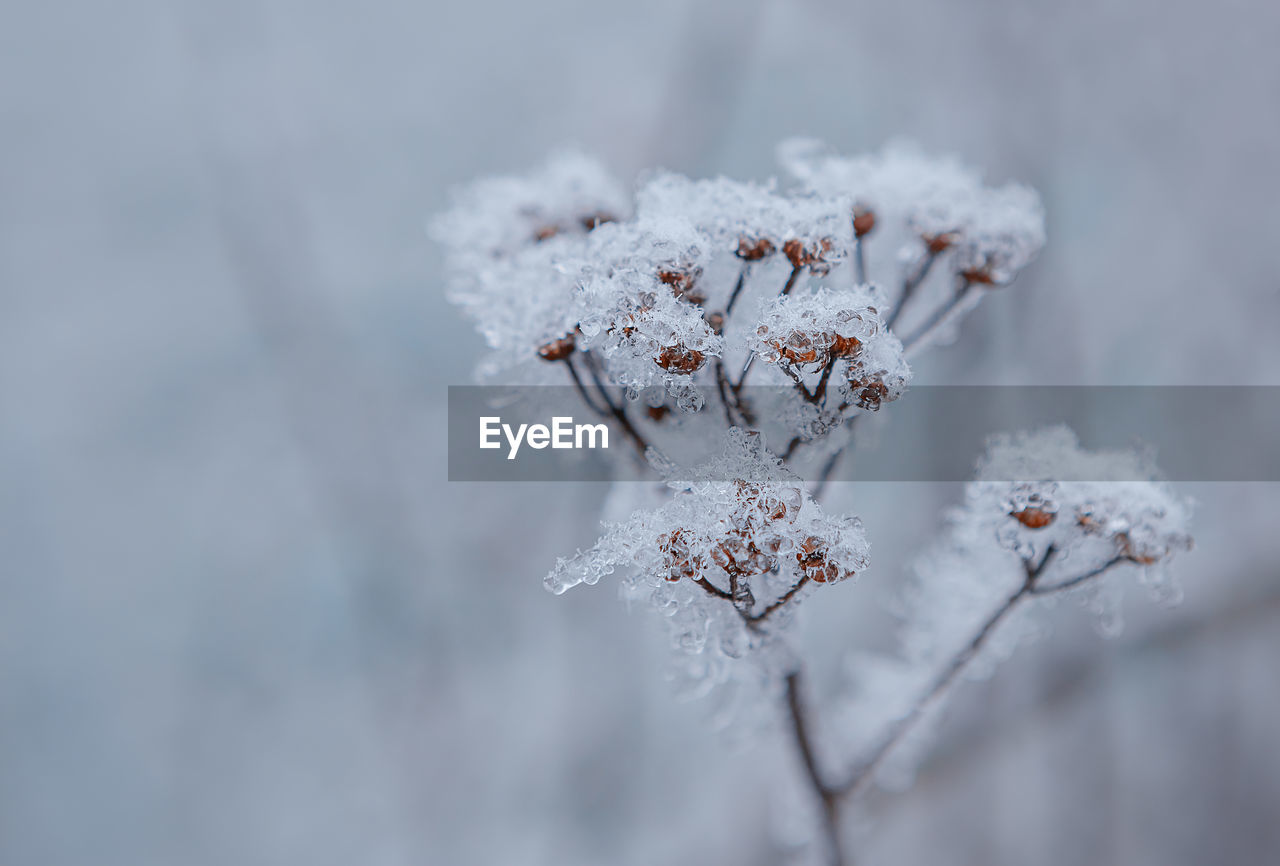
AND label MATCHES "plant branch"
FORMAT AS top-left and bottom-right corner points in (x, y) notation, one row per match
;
(832, 547), (1136, 801)
(781, 265), (804, 296)
(562, 355), (609, 416)
(884, 250), (939, 331)
(715, 358), (753, 427)
(786, 670), (847, 866)
(724, 263), (751, 317)
(694, 576), (733, 601)
(748, 574), (811, 626)
(1029, 553), (1134, 596)
(900, 278), (980, 359)
(580, 351), (650, 458)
